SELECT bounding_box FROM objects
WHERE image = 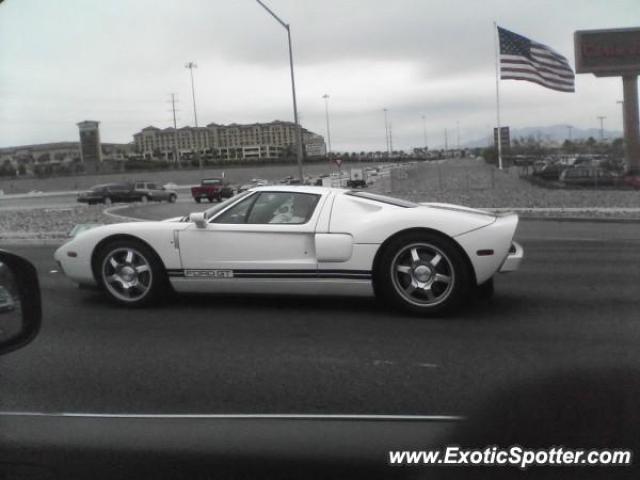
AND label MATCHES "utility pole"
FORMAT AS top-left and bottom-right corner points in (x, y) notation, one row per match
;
(322, 94), (332, 155)
(617, 100), (625, 130)
(170, 93), (181, 168)
(456, 120), (460, 150)
(383, 108), (390, 158)
(567, 125), (573, 141)
(444, 128), (449, 154)
(422, 115), (428, 153)
(597, 115), (606, 142)
(185, 62), (199, 128)
(388, 119), (394, 157)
